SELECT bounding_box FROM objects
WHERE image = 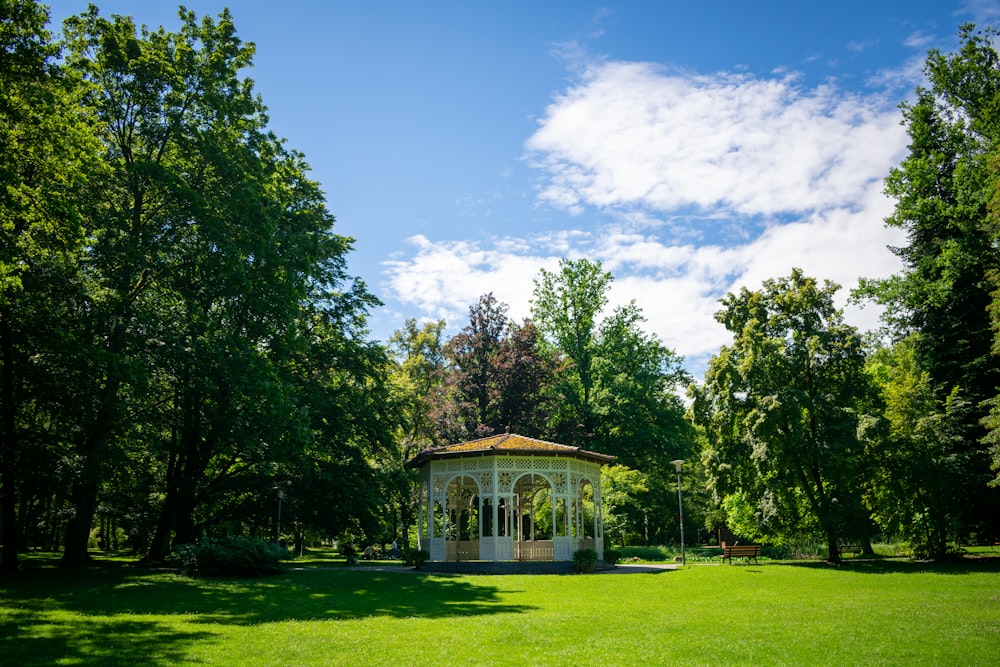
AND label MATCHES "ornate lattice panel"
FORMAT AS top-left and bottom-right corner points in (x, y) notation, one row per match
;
(551, 473), (566, 493)
(496, 457), (517, 469)
(511, 457), (533, 469)
(478, 472), (492, 492)
(497, 471), (514, 492)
